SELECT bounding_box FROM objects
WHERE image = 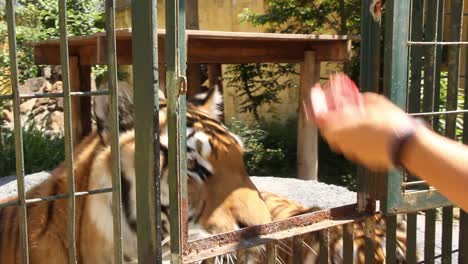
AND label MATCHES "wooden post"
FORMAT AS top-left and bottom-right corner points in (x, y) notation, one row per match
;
(208, 63), (224, 122)
(79, 65), (92, 138)
(69, 56), (82, 147)
(297, 51), (320, 180)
